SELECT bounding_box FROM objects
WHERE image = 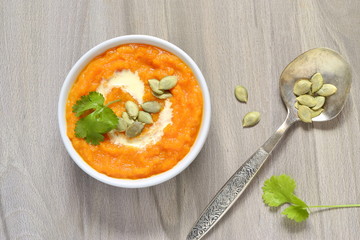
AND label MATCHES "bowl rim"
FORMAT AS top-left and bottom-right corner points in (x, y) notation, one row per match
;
(58, 35), (211, 188)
